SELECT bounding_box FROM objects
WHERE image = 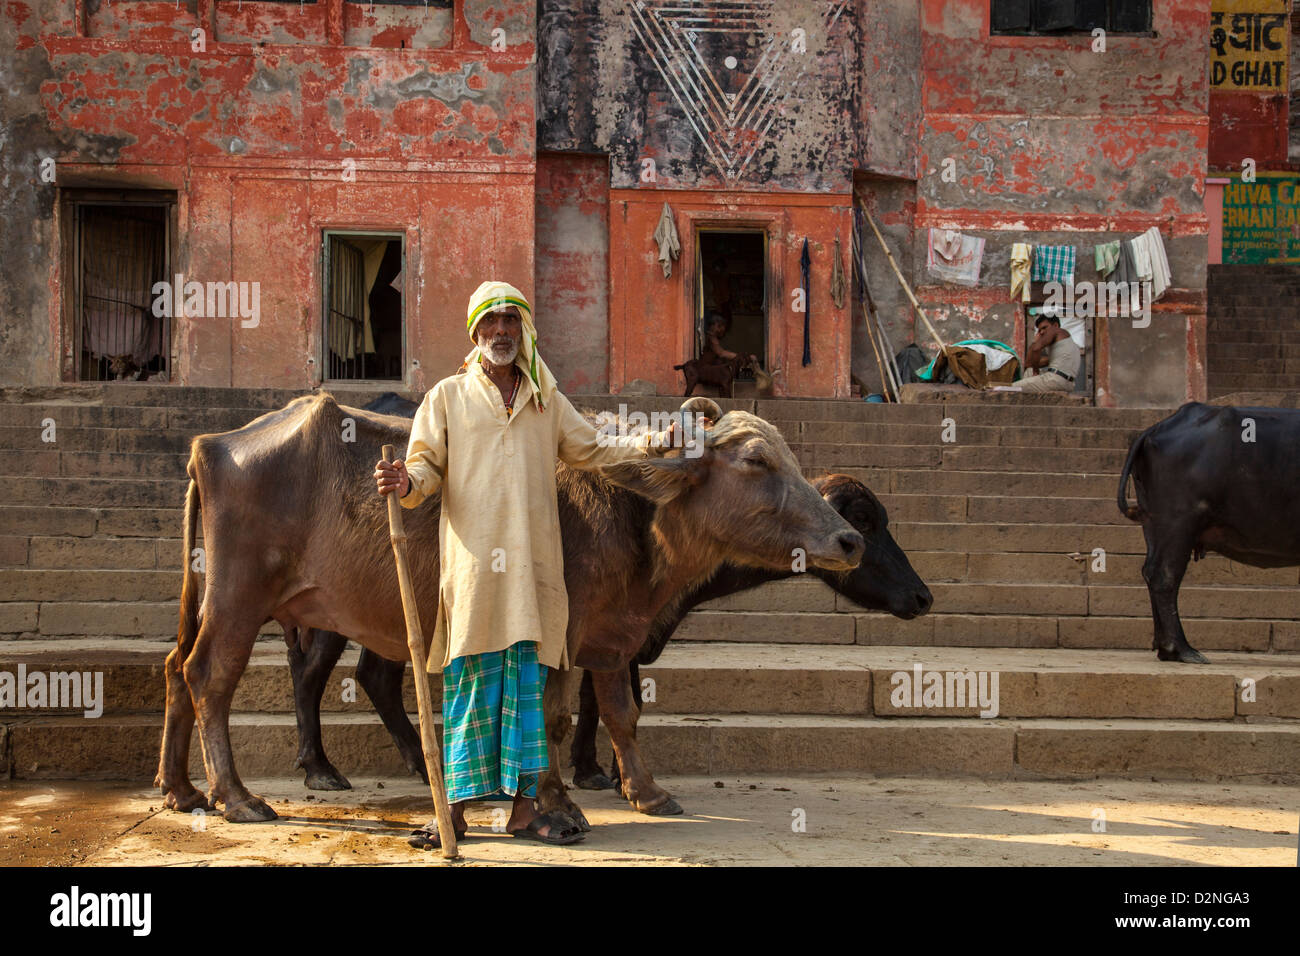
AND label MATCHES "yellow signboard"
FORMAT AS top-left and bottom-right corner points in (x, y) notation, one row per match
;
(1210, 0), (1289, 91)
